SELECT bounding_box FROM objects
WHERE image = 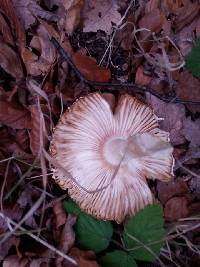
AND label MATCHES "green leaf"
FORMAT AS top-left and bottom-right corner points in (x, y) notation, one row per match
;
(100, 250), (138, 267)
(123, 204), (165, 262)
(186, 38), (200, 79)
(63, 199), (81, 215)
(63, 200), (113, 253)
